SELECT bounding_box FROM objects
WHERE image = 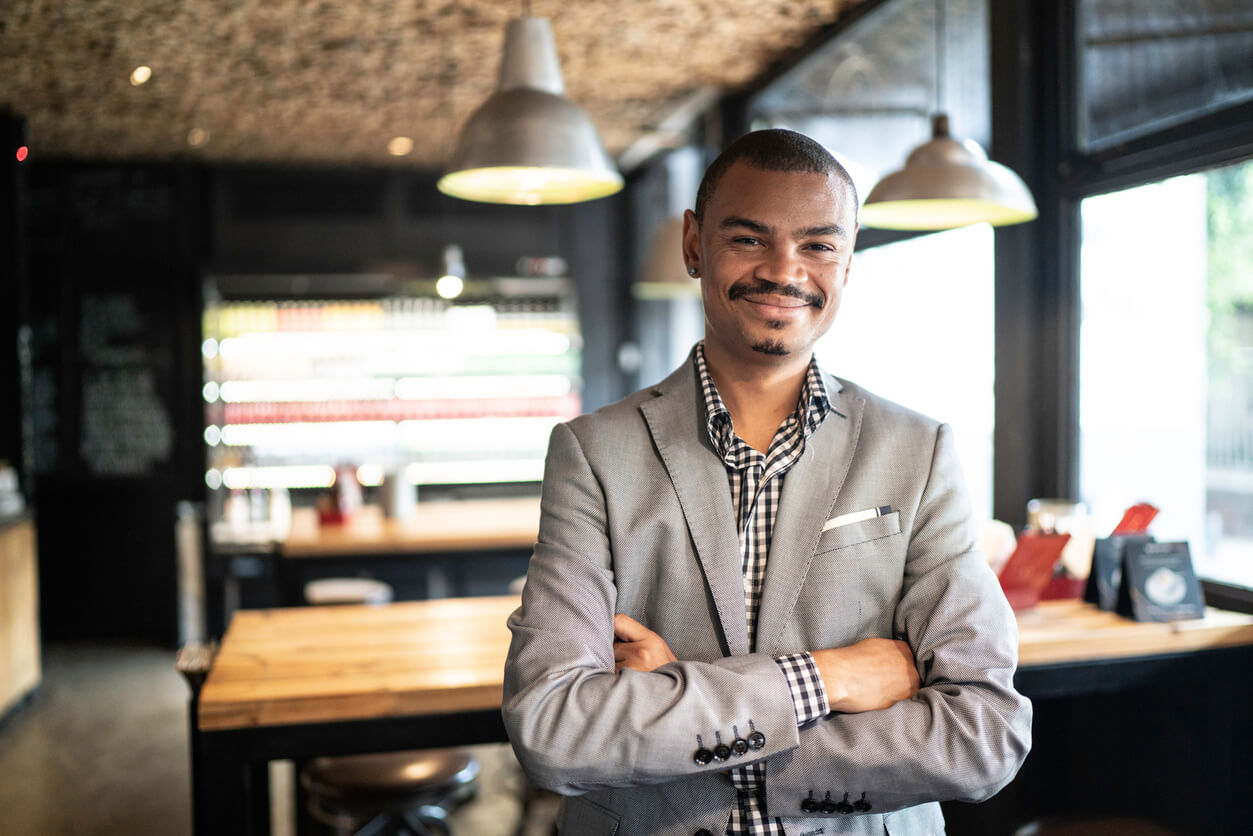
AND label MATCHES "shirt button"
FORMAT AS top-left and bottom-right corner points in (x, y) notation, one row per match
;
(693, 748), (714, 766)
(747, 730), (766, 750)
